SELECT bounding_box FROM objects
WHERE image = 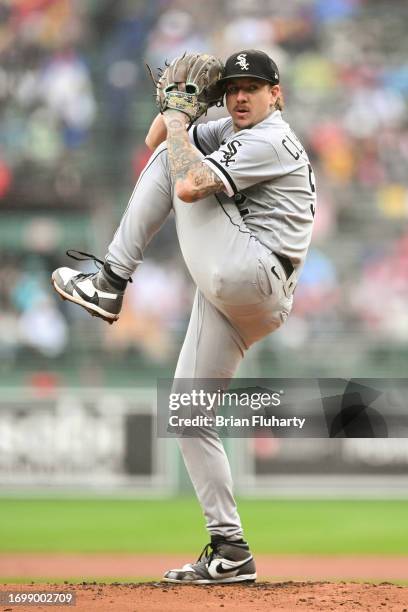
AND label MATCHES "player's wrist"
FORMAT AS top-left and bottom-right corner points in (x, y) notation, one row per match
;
(163, 110), (189, 129)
